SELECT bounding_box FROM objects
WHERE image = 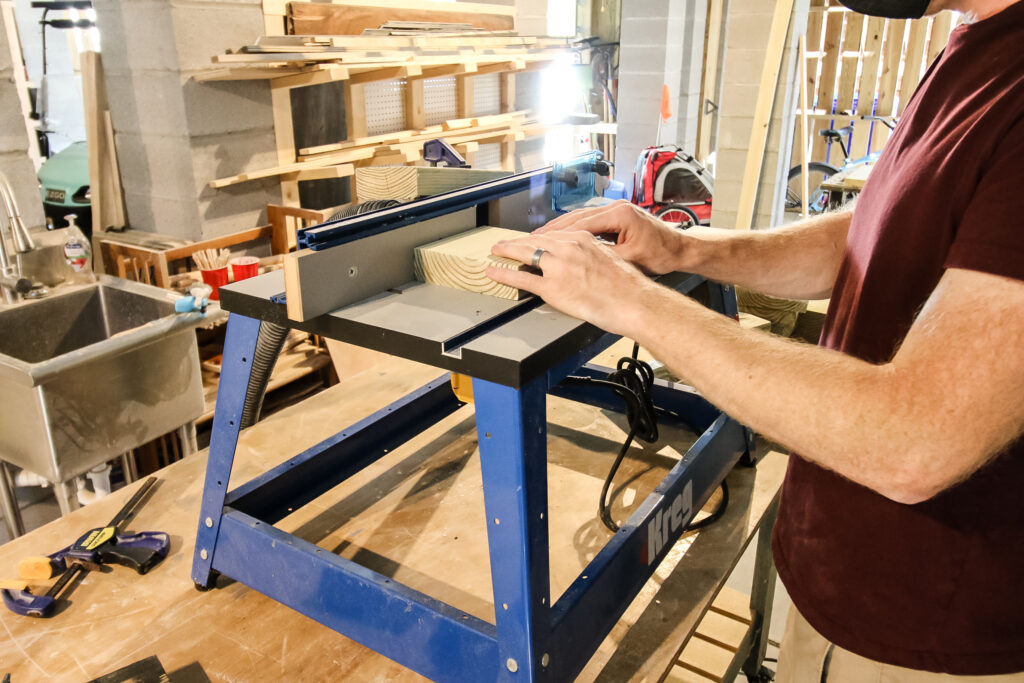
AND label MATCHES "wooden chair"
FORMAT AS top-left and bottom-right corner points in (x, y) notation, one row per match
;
(99, 225), (274, 288)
